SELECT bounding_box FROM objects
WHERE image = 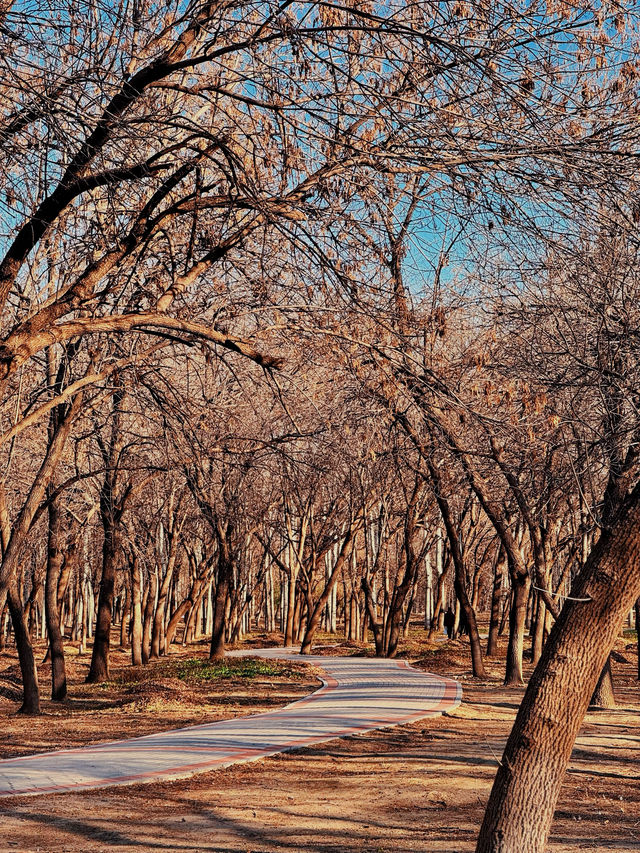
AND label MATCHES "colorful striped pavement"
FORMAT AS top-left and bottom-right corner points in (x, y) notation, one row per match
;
(0, 648), (462, 798)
